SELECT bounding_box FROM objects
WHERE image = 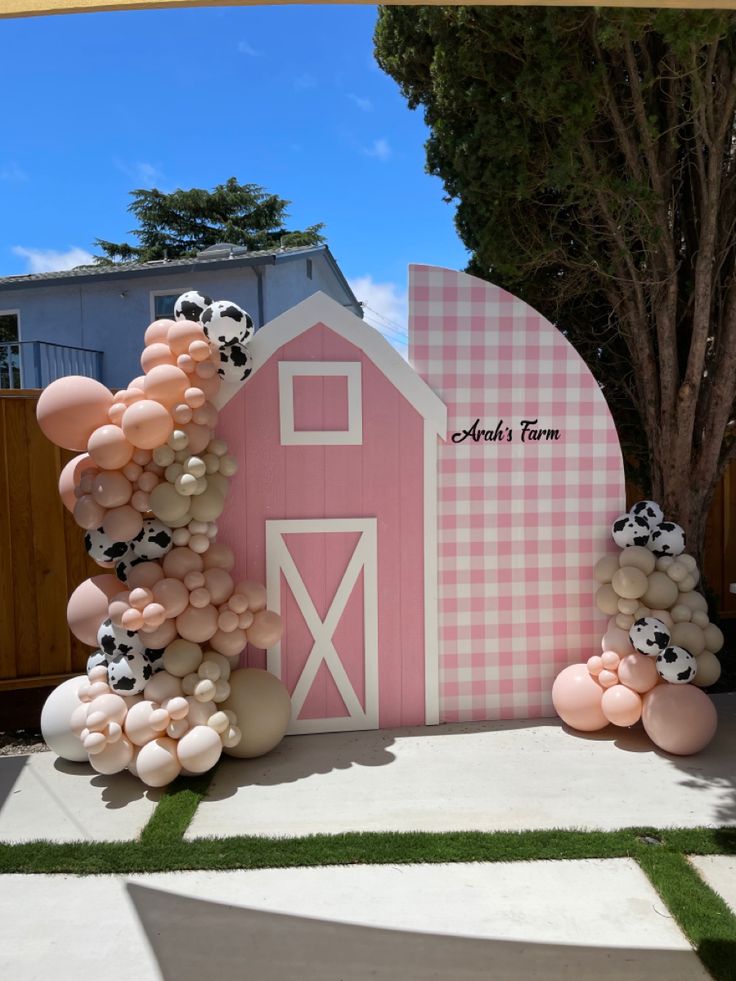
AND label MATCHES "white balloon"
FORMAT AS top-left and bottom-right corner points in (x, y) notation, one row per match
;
(40, 676), (89, 762)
